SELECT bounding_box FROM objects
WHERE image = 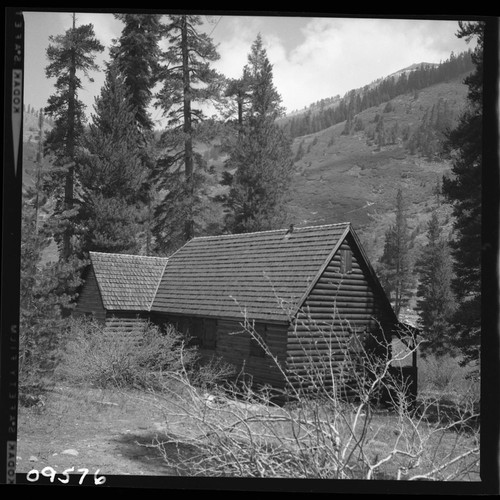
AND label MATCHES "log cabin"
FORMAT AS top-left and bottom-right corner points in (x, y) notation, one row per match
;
(73, 251), (168, 344)
(150, 223), (411, 394)
(73, 223), (416, 396)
